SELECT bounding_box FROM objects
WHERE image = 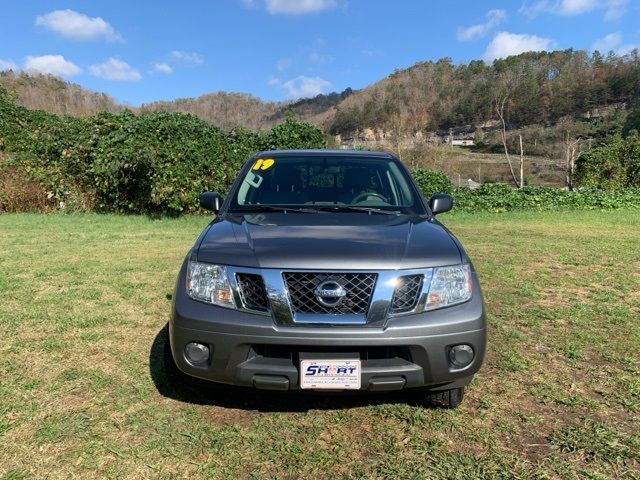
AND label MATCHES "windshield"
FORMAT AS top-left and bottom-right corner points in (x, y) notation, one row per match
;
(230, 155), (425, 214)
